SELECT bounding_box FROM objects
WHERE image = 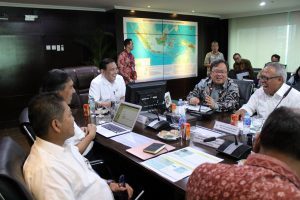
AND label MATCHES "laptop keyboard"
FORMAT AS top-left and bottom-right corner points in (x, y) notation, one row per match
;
(102, 124), (127, 133)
